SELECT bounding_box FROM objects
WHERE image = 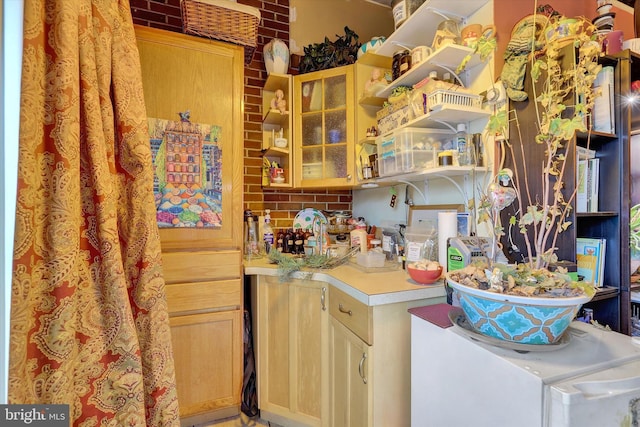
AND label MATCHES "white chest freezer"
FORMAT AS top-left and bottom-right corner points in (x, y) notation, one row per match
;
(410, 305), (640, 427)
